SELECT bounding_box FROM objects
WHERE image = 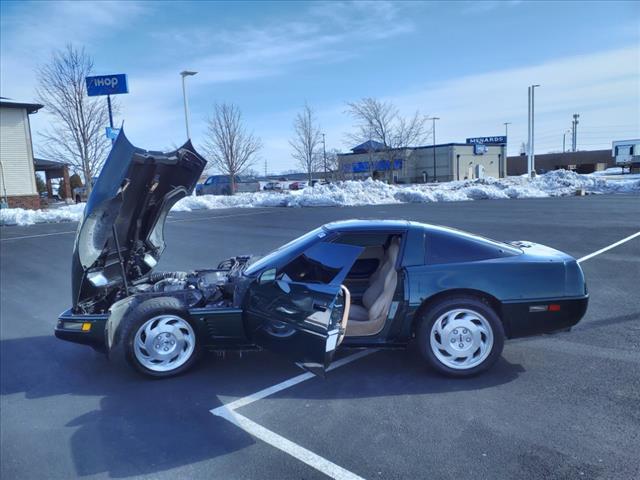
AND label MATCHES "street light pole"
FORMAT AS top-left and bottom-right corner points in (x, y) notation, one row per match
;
(503, 122), (511, 179)
(572, 113), (580, 152)
(430, 117), (440, 181)
(322, 133), (327, 181)
(180, 70), (197, 139)
(562, 129), (571, 153)
(527, 85), (540, 177)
